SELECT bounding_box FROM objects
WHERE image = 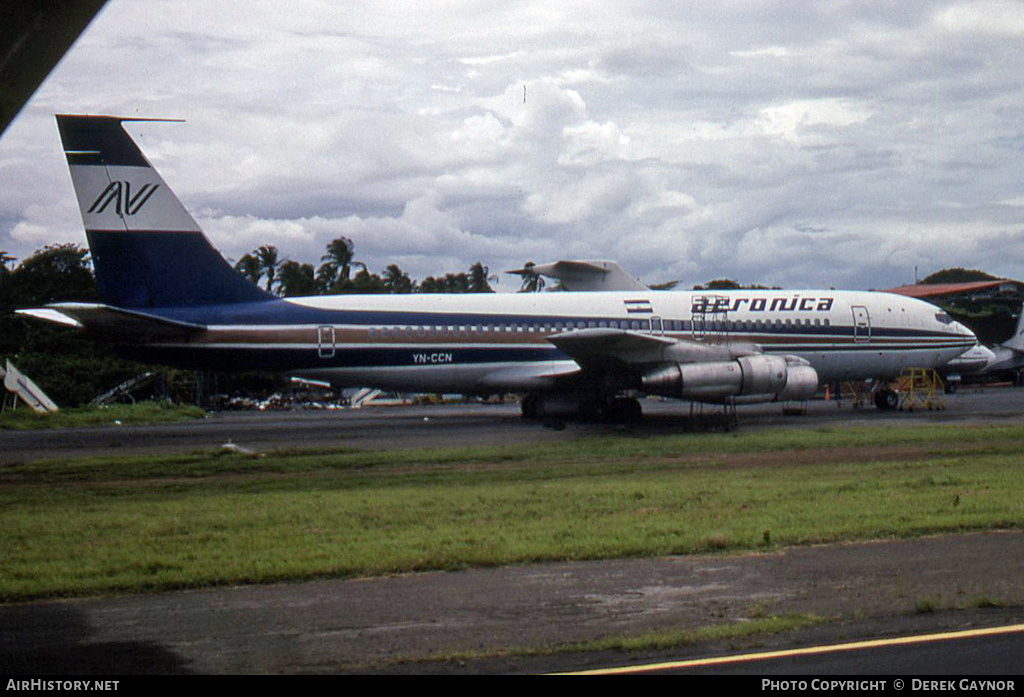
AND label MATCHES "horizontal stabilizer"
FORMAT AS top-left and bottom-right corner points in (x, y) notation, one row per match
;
(17, 302), (205, 341)
(15, 308), (84, 328)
